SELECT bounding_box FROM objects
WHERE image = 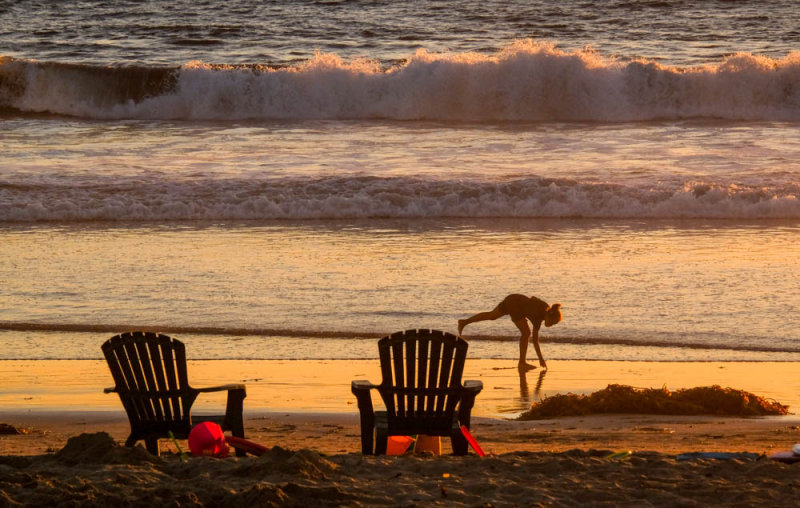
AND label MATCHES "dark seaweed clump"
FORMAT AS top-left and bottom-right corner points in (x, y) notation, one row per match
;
(519, 384), (789, 419)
